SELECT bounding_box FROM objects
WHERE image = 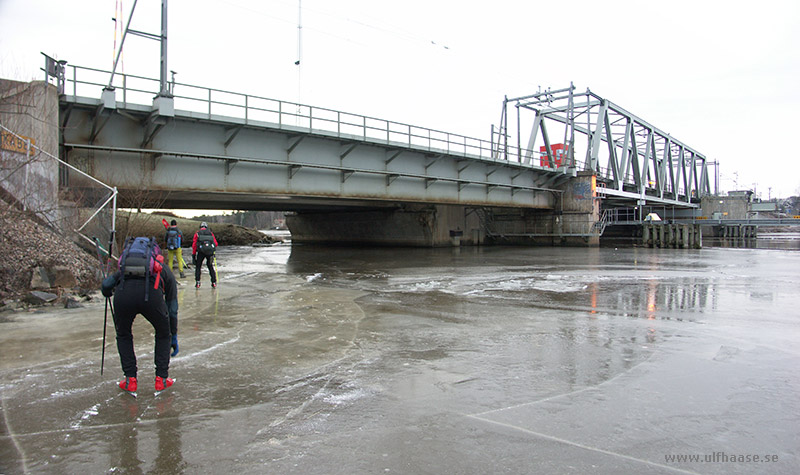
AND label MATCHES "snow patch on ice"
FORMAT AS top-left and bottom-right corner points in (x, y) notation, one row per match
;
(70, 404), (100, 429)
(323, 388), (368, 405)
